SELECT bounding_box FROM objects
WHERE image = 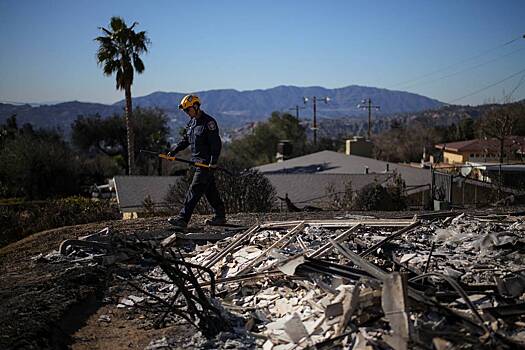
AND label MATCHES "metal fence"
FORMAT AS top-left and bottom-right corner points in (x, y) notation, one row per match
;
(431, 164), (525, 207)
